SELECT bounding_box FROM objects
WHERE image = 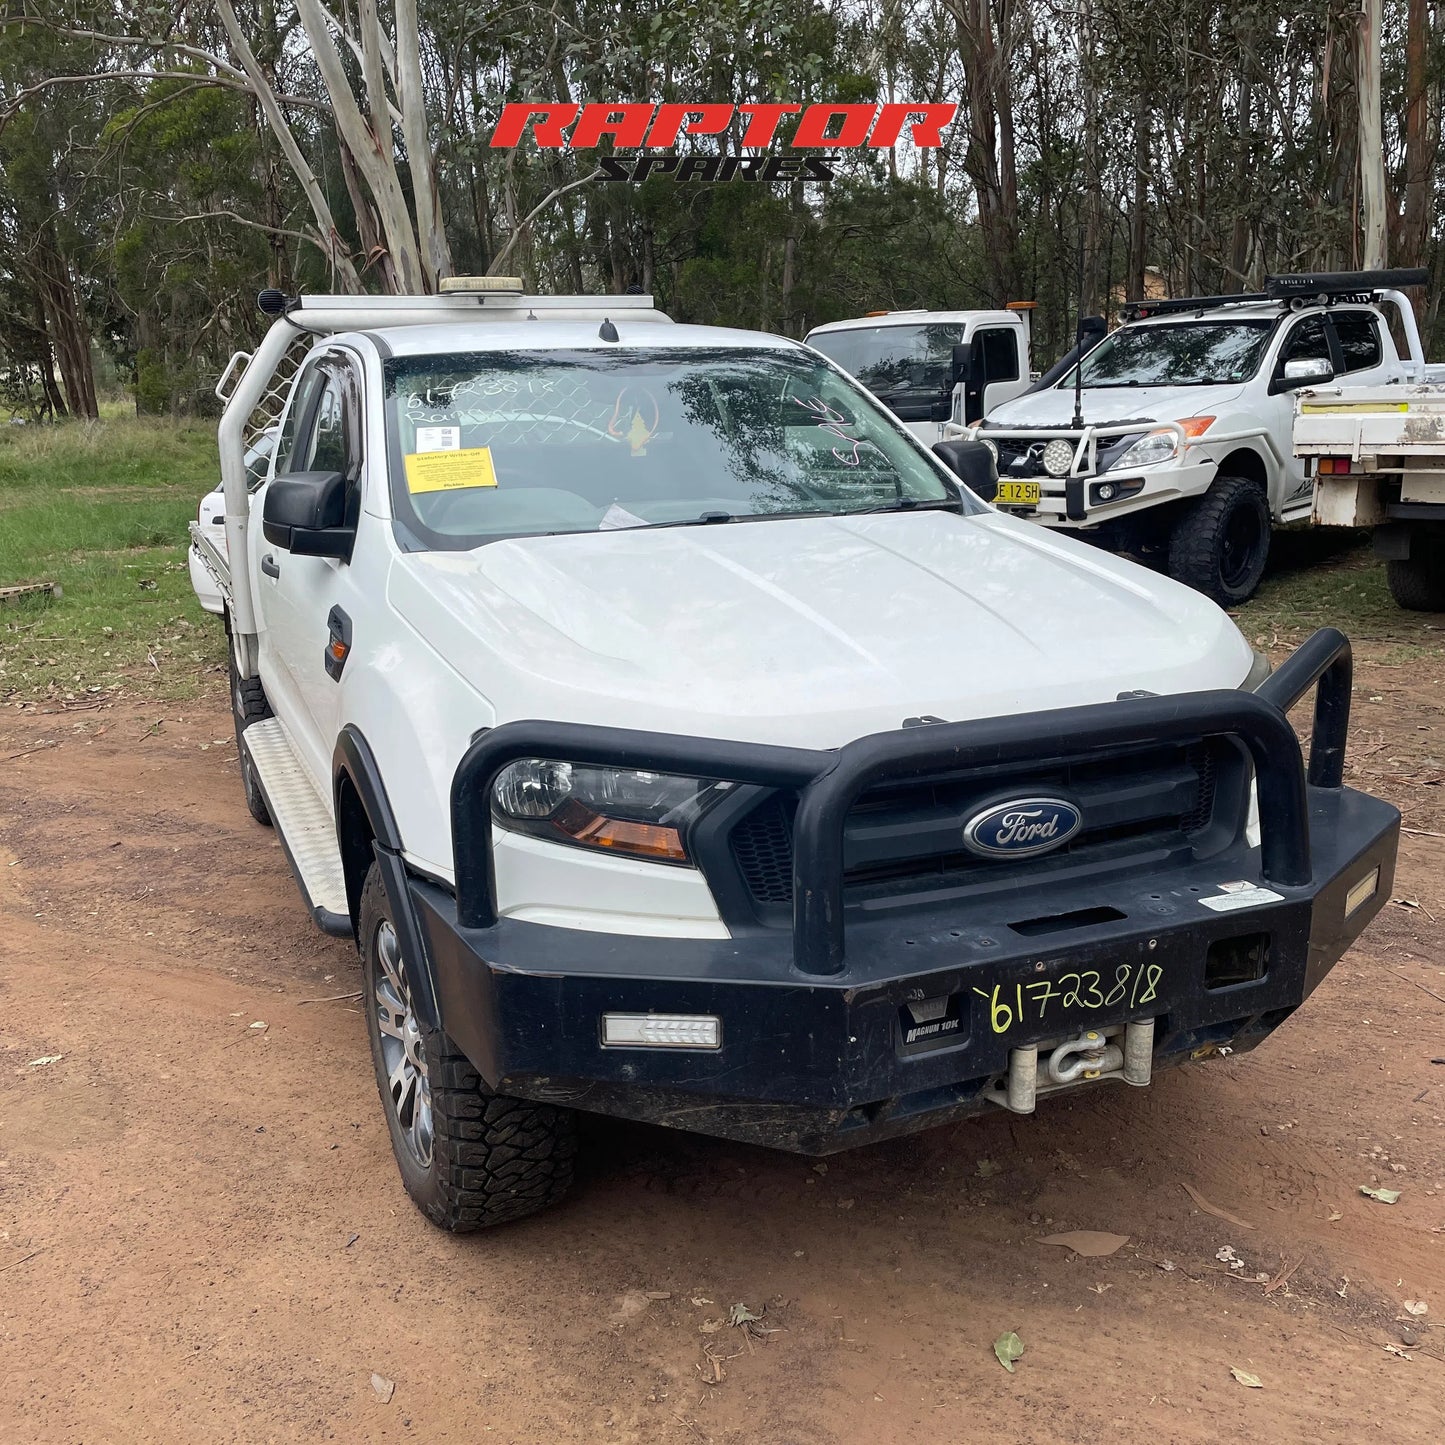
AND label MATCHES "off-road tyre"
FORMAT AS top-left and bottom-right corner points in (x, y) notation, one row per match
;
(1167, 474), (1272, 607)
(225, 613), (272, 826)
(1385, 538), (1445, 612)
(358, 866), (577, 1230)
